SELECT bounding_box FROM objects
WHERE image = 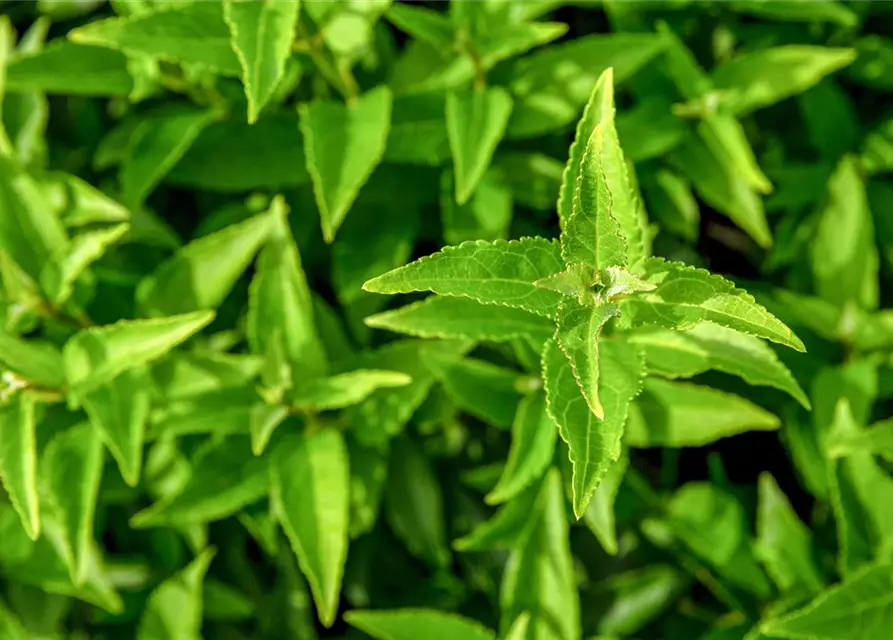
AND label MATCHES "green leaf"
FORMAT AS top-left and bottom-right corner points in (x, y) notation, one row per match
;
(0, 598), (27, 640)
(40, 223), (128, 305)
(64, 310), (215, 396)
(272, 428), (349, 629)
(725, 0), (857, 26)
(664, 482), (772, 597)
(621, 258), (806, 352)
(4, 41), (132, 96)
(543, 337), (643, 518)
(300, 86), (392, 242)
(136, 548), (215, 640)
(386, 3), (455, 49)
(168, 115), (310, 191)
(42, 422), (103, 586)
(505, 34), (665, 138)
(120, 107), (217, 208)
(132, 436), (270, 528)
(755, 472), (825, 600)
(223, 0), (300, 124)
(247, 196), (328, 379)
(504, 613), (531, 640)
(346, 609), (496, 640)
(69, 2), (241, 76)
(625, 378), (780, 448)
(627, 323), (809, 408)
(81, 368), (151, 487)
(811, 155), (879, 310)
(0, 331), (65, 389)
(711, 46), (856, 115)
(761, 562), (893, 640)
(487, 390), (556, 504)
(446, 86), (513, 205)
(555, 298), (611, 420)
(494, 152), (563, 211)
(501, 468), (580, 640)
(137, 212), (270, 317)
(386, 435), (450, 568)
(147, 387), (259, 440)
(364, 296), (554, 343)
(248, 403), (288, 456)
(441, 167), (513, 245)
(347, 436), (388, 538)
(582, 452), (627, 556)
(477, 22), (567, 69)
(0, 393), (39, 540)
(290, 370), (411, 411)
(828, 417), (893, 463)
(55, 174), (130, 228)
(455, 481), (541, 552)
(363, 238), (565, 318)
(594, 566), (688, 637)
(384, 92), (451, 165)
(429, 357), (522, 428)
